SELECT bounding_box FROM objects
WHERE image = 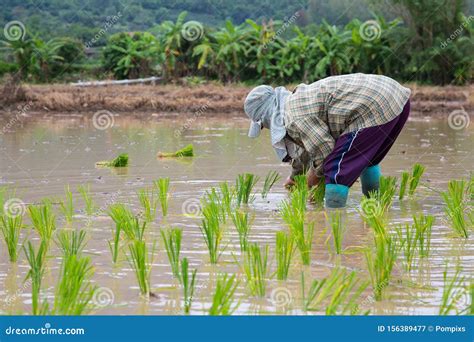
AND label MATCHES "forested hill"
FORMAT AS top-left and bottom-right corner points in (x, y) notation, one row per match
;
(3, 0), (392, 40)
